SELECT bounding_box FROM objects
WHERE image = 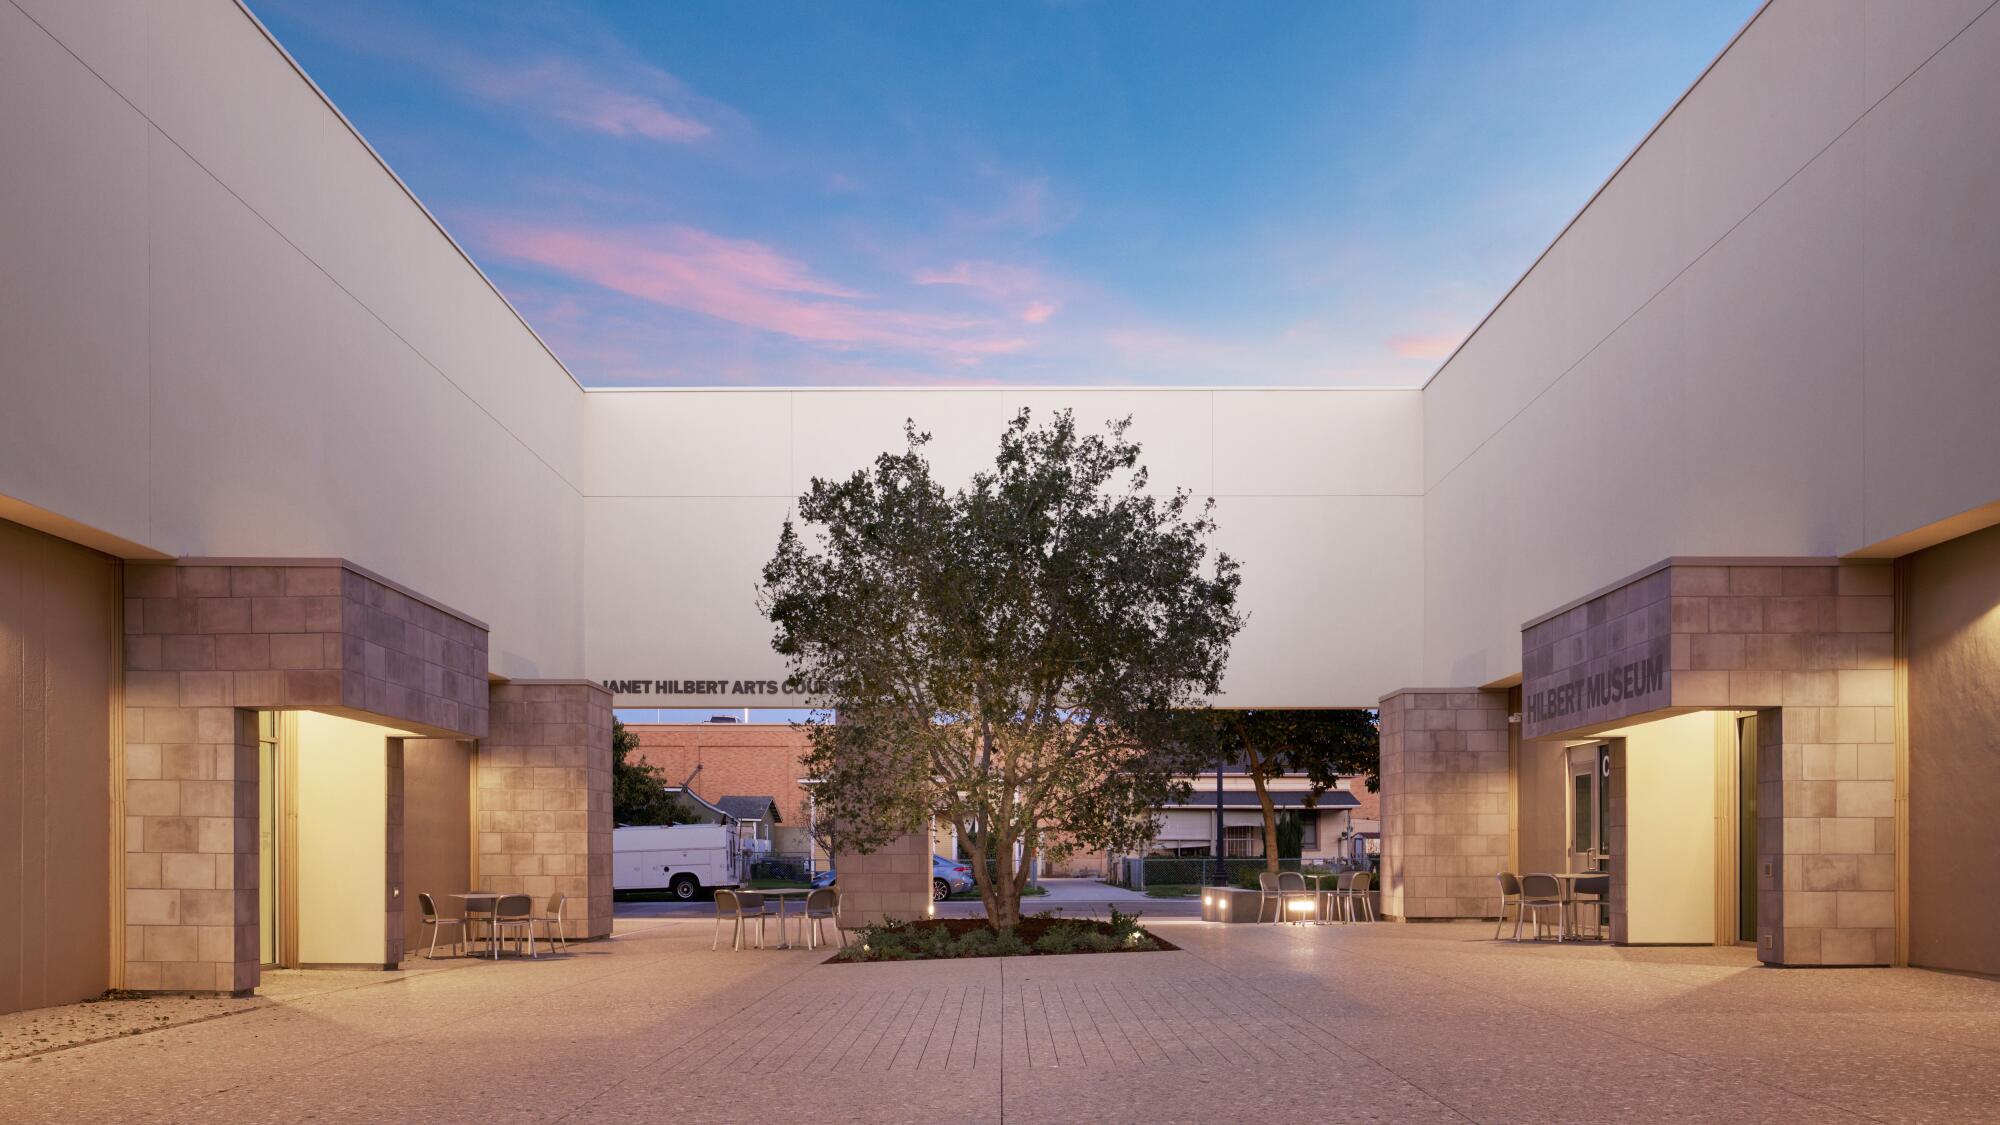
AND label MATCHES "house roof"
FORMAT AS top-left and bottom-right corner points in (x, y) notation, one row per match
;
(716, 795), (781, 823)
(1165, 790), (1360, 811)
(663, 787), (731, 822)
